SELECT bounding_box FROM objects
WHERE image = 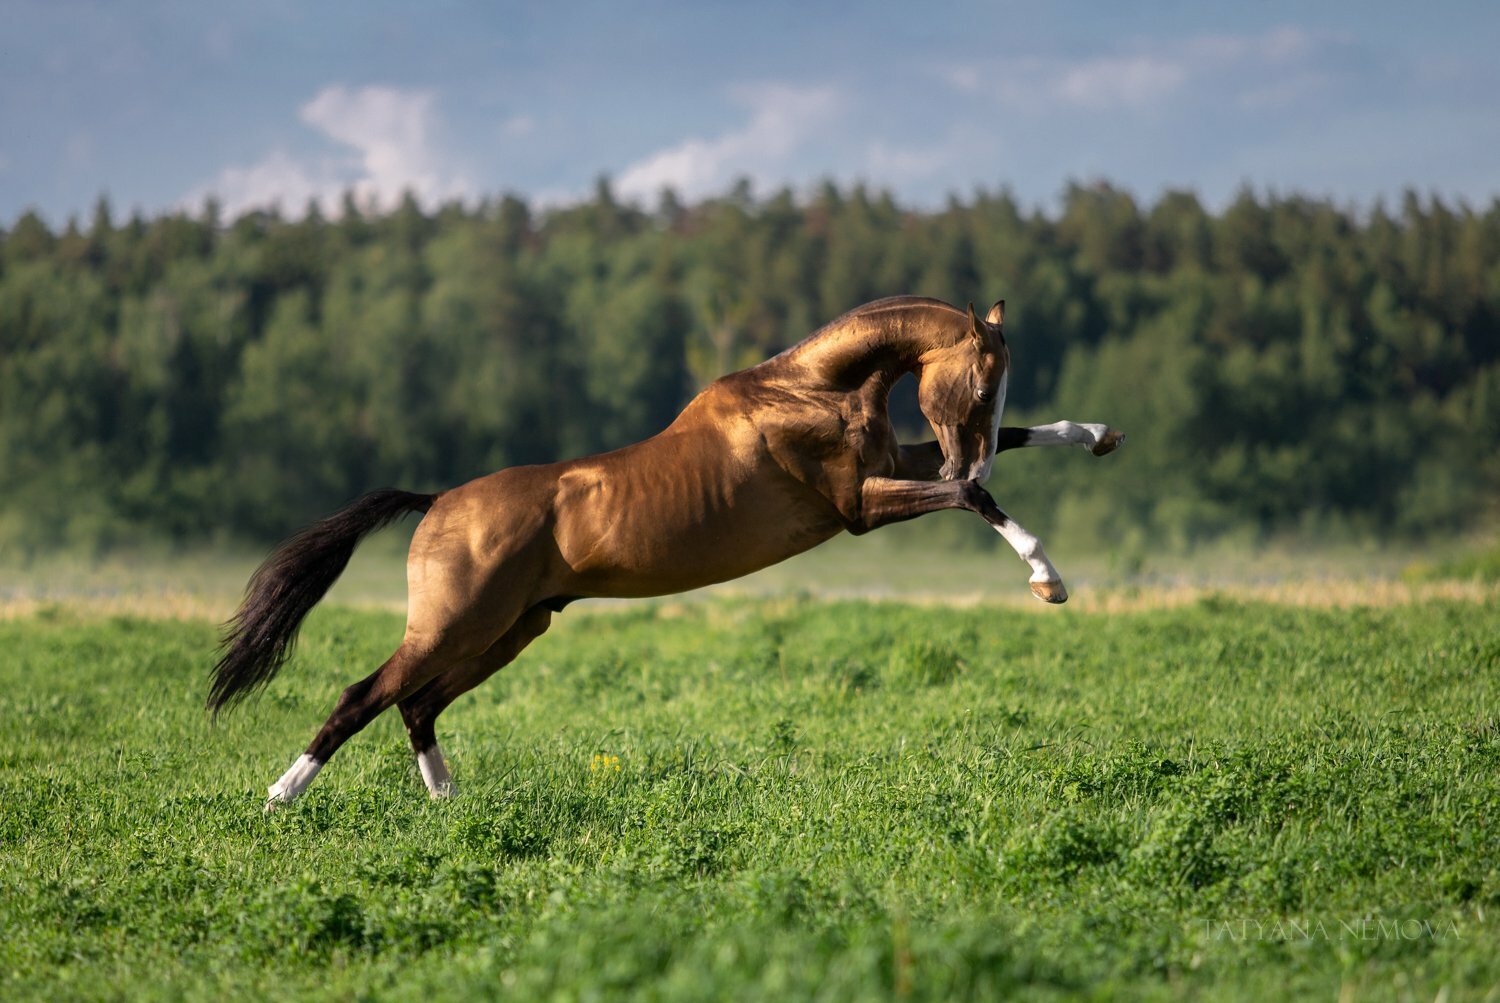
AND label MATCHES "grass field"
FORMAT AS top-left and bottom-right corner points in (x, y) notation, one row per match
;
(2, 593), (1498, 1000)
